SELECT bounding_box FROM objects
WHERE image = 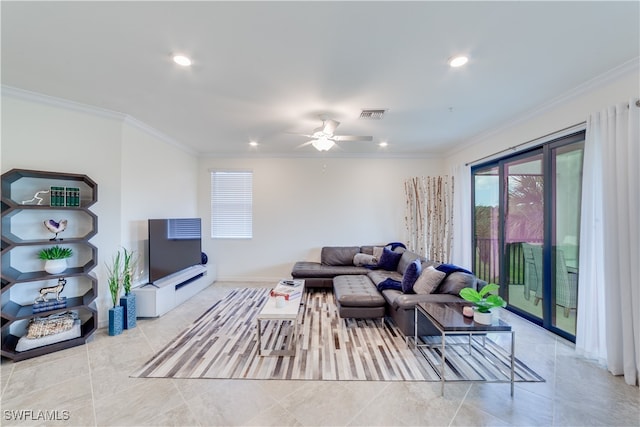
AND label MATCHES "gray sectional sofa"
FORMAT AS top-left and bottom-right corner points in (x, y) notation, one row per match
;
(291, 245), (486, 336)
